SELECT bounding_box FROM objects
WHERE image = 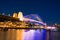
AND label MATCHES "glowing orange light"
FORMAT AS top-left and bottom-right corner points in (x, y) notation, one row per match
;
(18, 12), (24, 21)
(13, 13), (17, 18)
